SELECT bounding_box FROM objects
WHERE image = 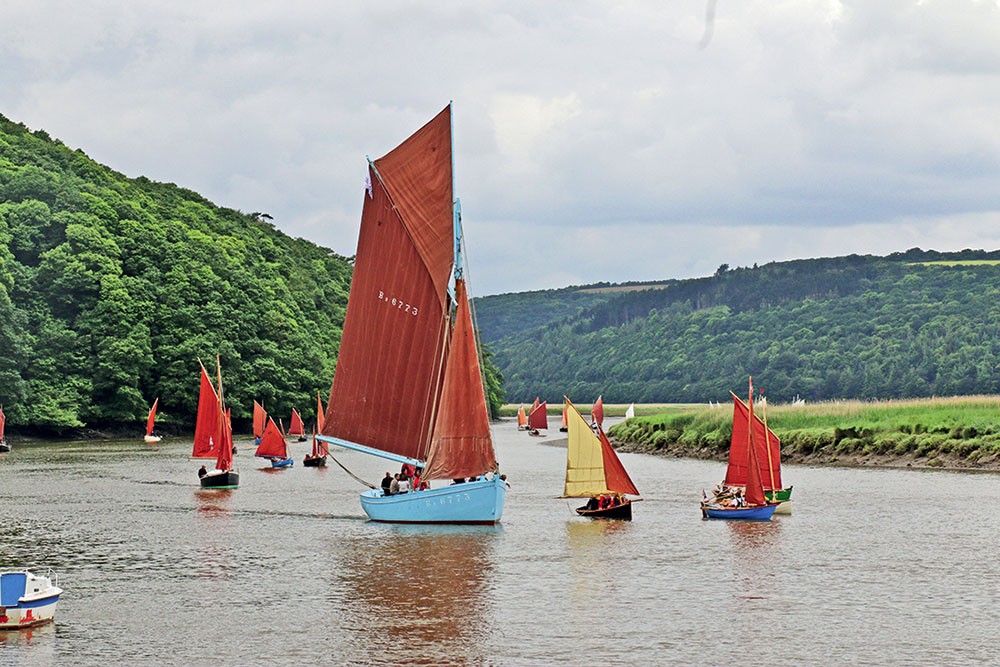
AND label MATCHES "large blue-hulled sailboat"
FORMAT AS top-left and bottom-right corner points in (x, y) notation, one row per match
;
(316, 105), (506, 524)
